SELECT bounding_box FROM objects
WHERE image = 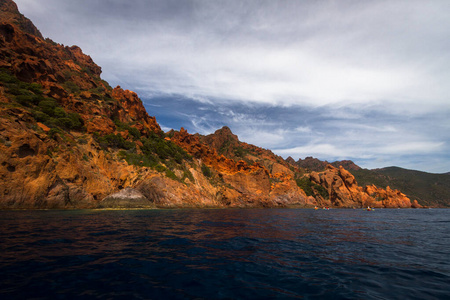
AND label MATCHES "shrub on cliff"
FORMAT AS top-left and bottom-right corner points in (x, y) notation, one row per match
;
(202, 164), (212, 178)
(113, 119), (142, 140)
(1, 68), (84, 132)
(0, 68), (18, 84)
(38, 99), (57, 116)
(296, 176), (329, 198)
(117, 150), (159, 168)
(0, 68), (45, 106)
(15, 94), (38, 106)
(67, 112), (84, 129)
(95, 133), (134, 150)
(63, 80), (80, 94)
(141, 133), (191, 163)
